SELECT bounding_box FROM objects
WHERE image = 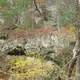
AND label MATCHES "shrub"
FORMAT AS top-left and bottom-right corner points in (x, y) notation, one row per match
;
(8, 56), (53, 80)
